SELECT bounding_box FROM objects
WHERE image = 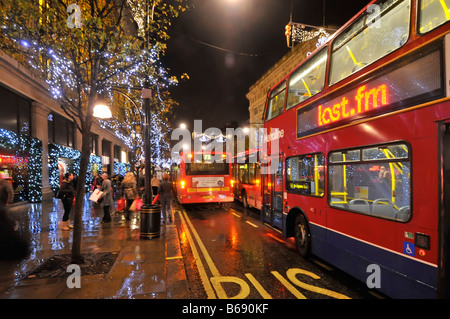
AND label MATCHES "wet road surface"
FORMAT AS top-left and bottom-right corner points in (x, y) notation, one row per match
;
(175, 202), (382, 299)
